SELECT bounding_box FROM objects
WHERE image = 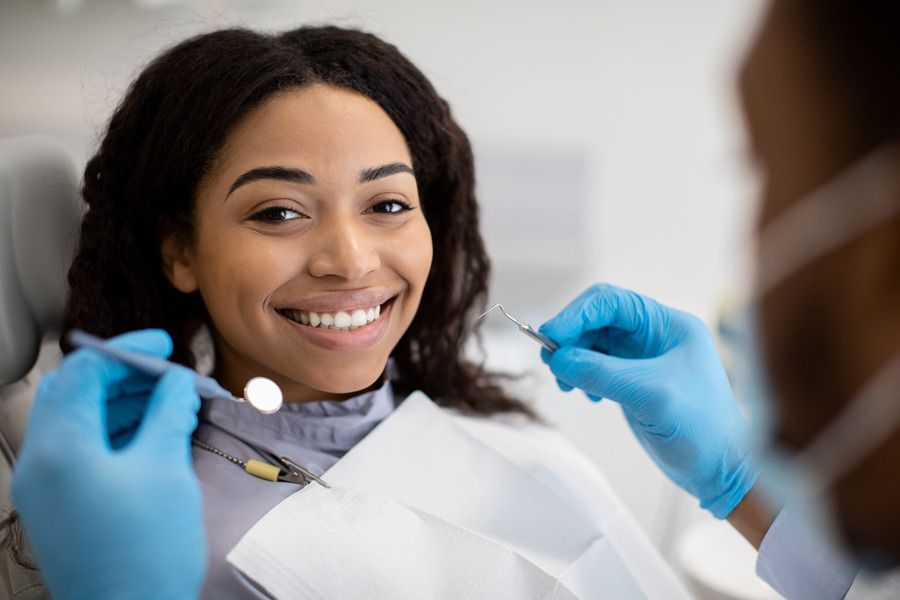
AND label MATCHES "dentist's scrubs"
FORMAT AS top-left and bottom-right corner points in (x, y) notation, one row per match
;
(192, 379), (395, 599)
